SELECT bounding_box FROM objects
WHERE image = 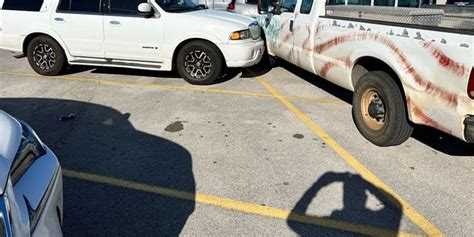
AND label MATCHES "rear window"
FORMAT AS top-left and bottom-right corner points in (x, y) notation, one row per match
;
(2, 0), (44, 11)
(57, 0), (102, 13)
